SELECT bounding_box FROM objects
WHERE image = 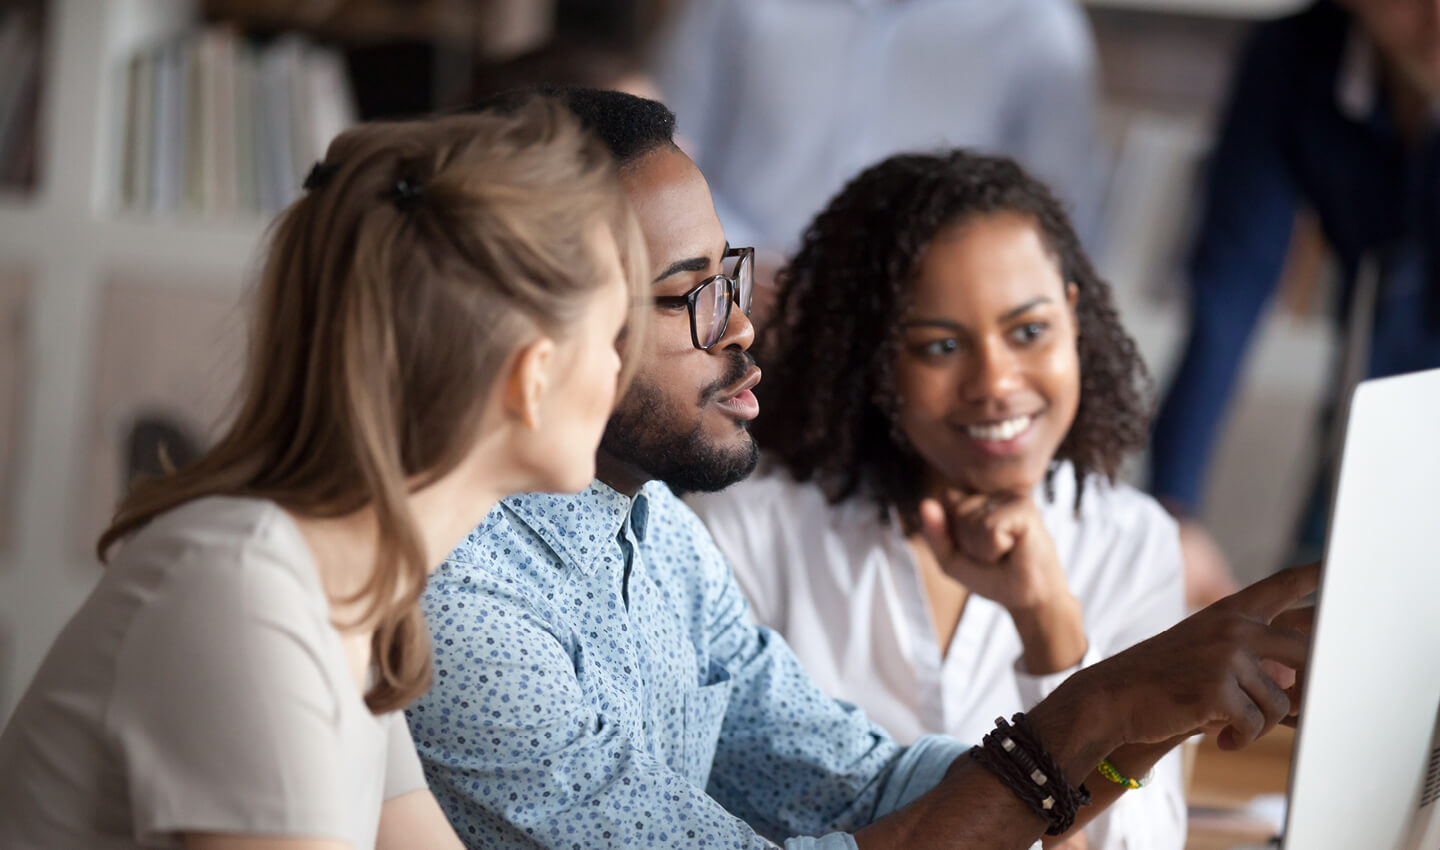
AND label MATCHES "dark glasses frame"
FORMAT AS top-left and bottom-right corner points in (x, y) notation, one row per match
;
(651, 246), (756, 351)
